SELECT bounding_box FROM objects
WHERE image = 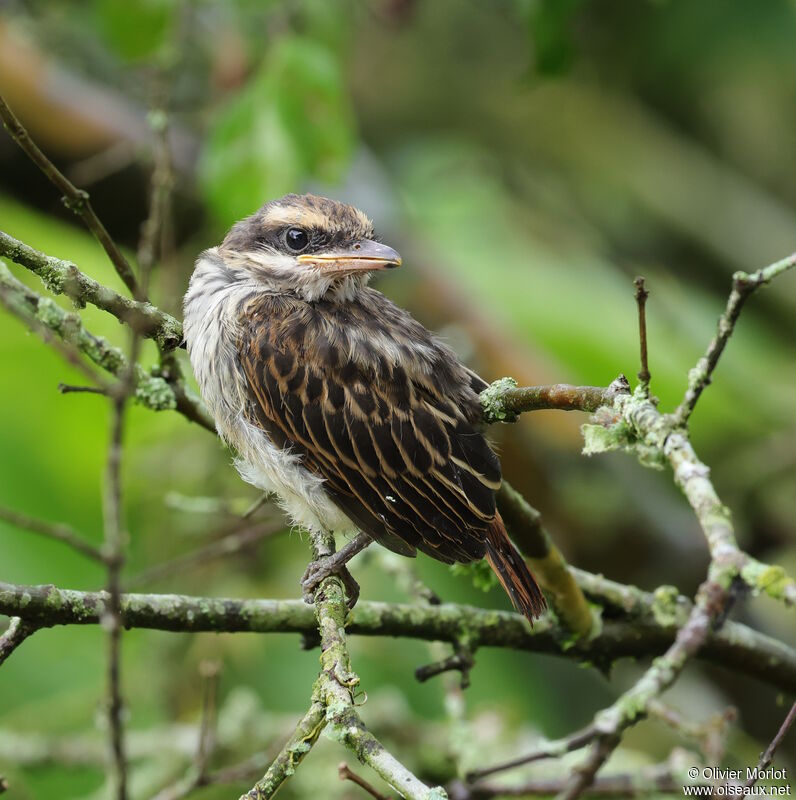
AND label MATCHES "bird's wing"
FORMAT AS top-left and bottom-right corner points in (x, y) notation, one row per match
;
(237, 309), (501, 564)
